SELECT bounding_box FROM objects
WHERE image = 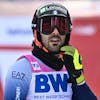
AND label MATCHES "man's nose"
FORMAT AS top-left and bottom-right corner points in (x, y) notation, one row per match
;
(52, 28), (60, 35)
